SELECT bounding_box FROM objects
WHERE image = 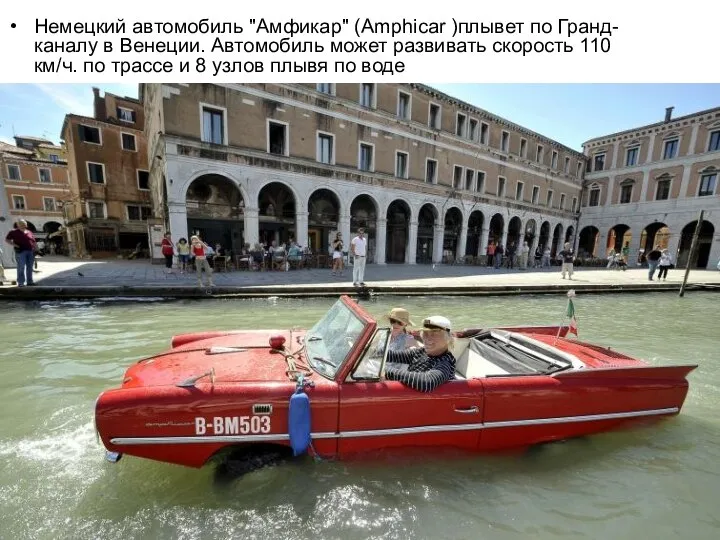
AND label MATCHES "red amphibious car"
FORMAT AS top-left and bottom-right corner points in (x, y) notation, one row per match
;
(94, 295), (696, 470)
